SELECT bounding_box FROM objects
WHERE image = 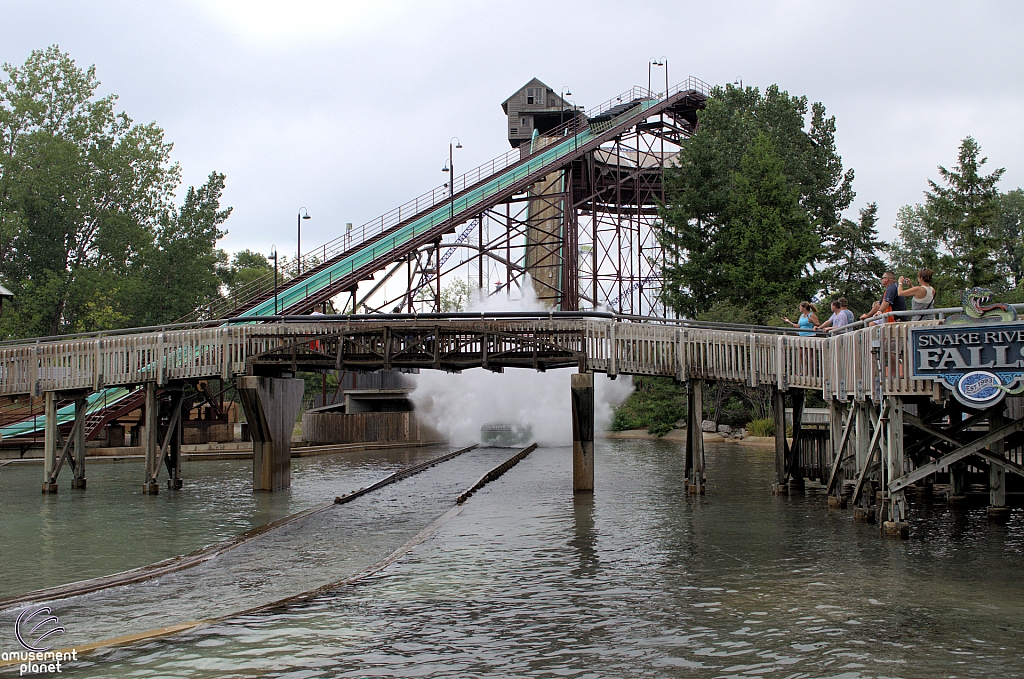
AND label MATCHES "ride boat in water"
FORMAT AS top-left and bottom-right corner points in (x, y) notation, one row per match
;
(480, 422), (533, 447)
